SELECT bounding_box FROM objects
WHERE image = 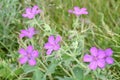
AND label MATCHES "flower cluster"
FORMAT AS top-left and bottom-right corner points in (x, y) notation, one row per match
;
(18, 5), (114, 69)
(22, 5), (42, 19)
(83, 47), (114, 70)
(18, 45), (39, 66)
